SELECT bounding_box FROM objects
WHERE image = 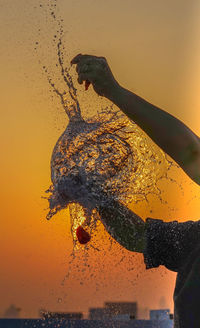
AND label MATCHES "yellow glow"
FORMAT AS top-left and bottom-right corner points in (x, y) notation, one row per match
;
(1, 0), (200, 318)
